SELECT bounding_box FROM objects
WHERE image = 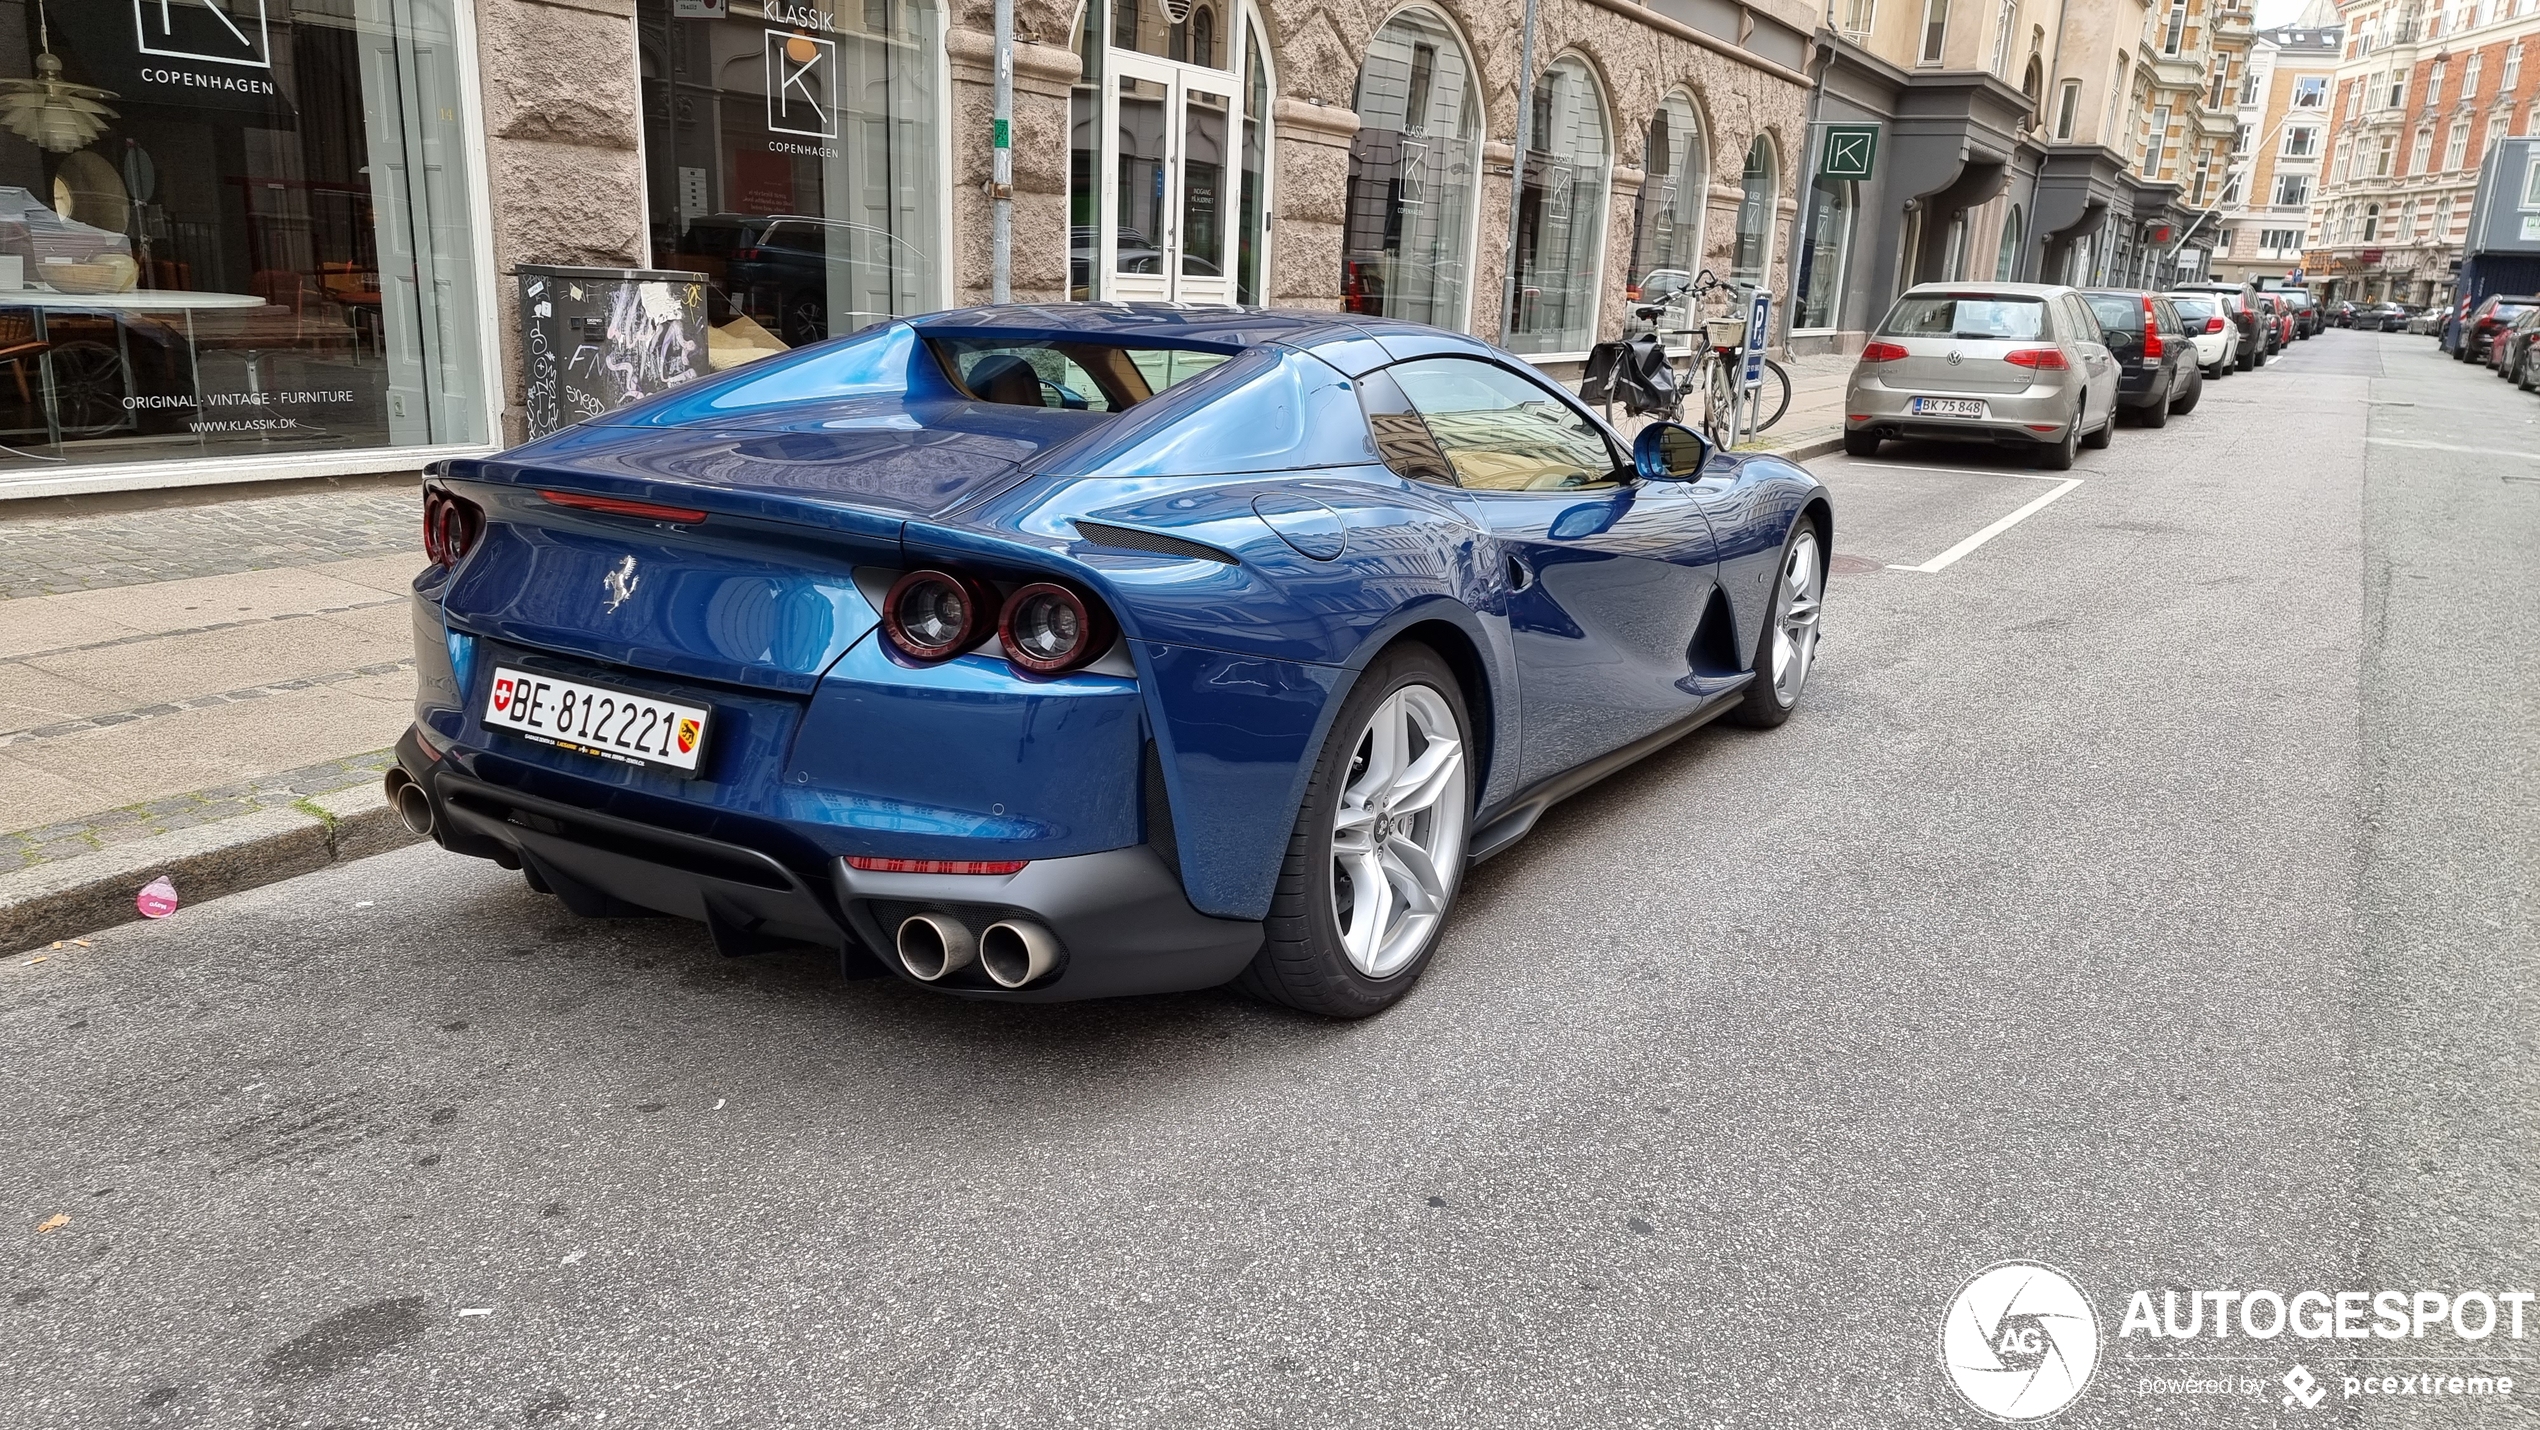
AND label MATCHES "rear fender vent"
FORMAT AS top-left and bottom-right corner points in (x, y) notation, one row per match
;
(1073, 520), (1239, 565)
